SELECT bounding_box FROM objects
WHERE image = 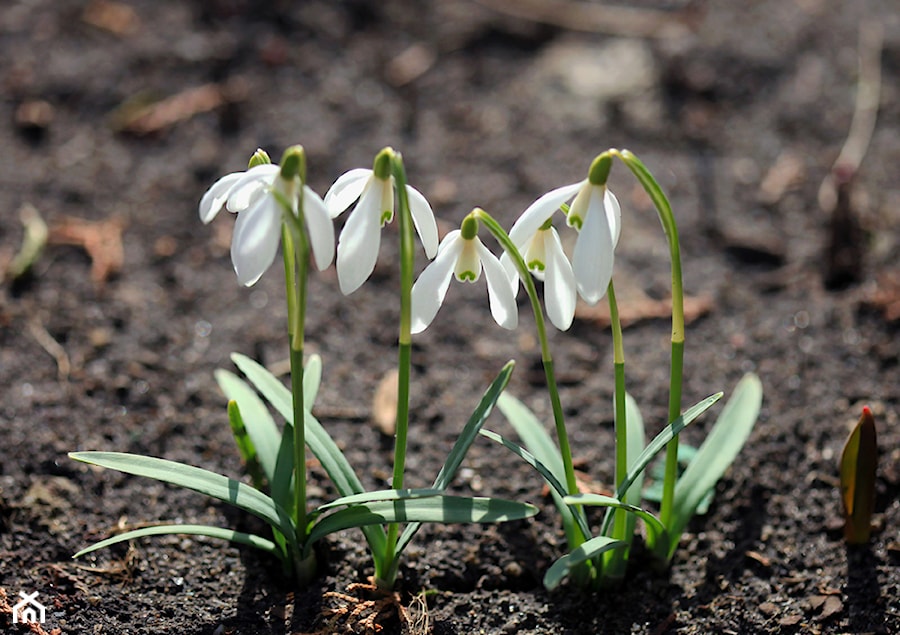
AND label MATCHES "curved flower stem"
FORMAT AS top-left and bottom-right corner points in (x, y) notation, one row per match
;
(474, 210), (580, 503)
(379, 151), (415, 589)
(612, 149), (685, 531)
